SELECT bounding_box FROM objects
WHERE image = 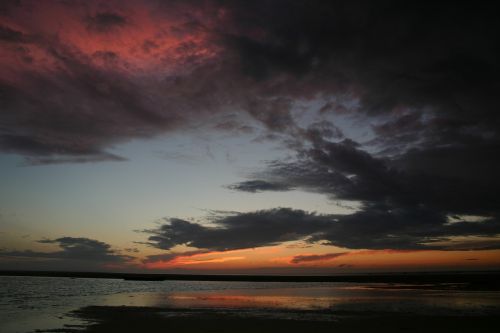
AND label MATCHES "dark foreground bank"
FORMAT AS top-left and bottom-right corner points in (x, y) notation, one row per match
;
(38, 306), (500, 333)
